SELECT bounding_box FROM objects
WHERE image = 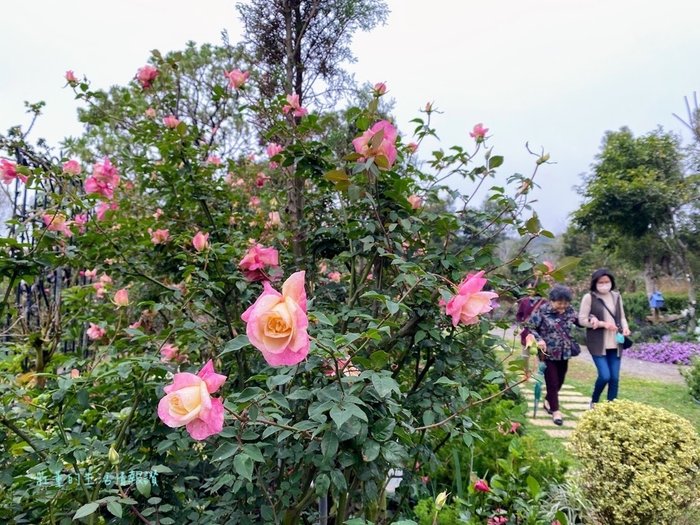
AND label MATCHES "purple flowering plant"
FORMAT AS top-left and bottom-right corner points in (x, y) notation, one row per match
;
(626, 342), (700, 366)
